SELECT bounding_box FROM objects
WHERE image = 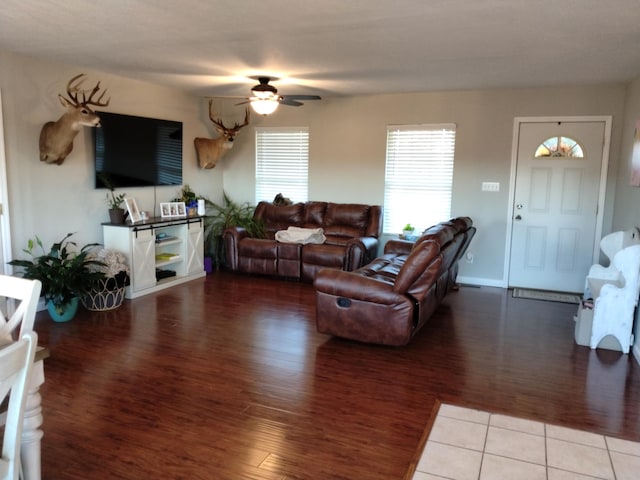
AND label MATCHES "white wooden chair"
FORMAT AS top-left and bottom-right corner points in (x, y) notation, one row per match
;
(584, 227), (640, 299)
(0, 276), (41, 344)
(590, 244), (640, 353)
(0, 332), (37, 480)
(0, 276), (43, 480)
